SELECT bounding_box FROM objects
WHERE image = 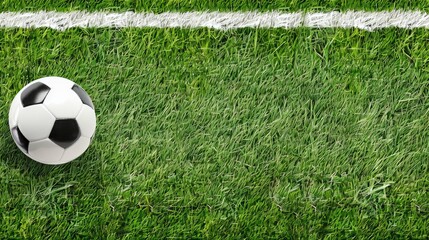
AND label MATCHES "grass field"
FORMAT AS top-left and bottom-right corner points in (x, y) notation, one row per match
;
(1, 2), (429, 240)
